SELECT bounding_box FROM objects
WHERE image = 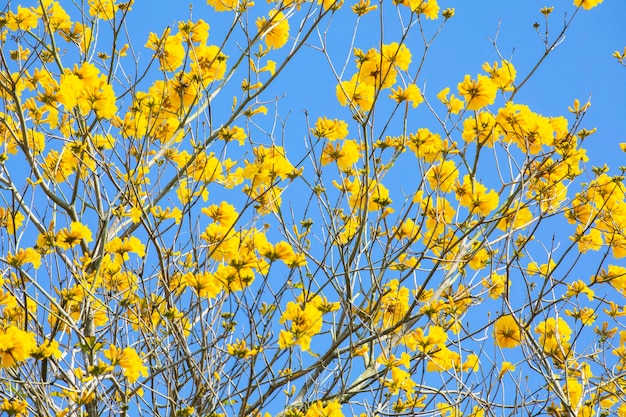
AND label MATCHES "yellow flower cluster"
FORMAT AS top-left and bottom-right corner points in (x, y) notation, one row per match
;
(278, 292), (339, 351)
(256, 10), (290, 49)
(397, 0), (440, 19)
(0, 326), (37, 368)
(124, 21), (227, 142)
(337, 43), (416, 112)
(455, 60), (516, 111)
(567, 173), (626, 258)
(304, 399), (343, 417)
(454, 175), (499, 217)
(535, 317), (572, 356)
(0, 208), (24, 235)
(104, 344), (148, 383)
